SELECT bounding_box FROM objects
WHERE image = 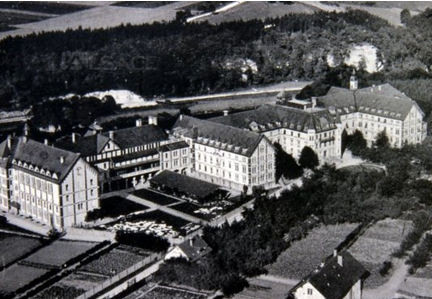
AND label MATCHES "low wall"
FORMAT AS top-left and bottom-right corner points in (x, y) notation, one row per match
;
(63, 227), (116, 242)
